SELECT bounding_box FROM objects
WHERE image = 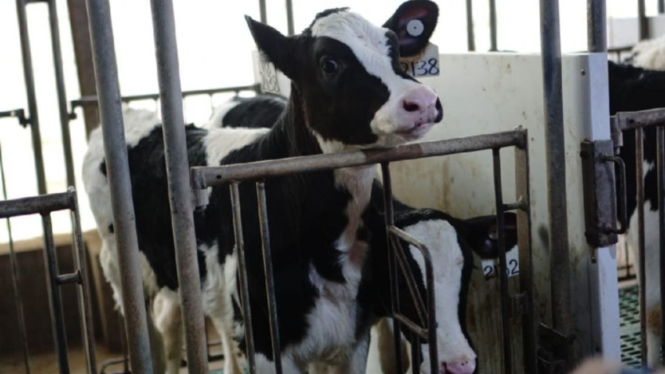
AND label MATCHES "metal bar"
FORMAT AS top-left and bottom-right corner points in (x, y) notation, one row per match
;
(658, 126), (665, 365)
(256, 182), (283, 373)
(0, 143), (31, 373)
(411, 335), (420, 374)
(0, 192), (72, 218)
(540, 0), (573, 366)
(16, 0), (47, 195)
(636, 127), (648, 366)
(380, 163), (404, 372)
(493, 148), (513, 374)
(392, 313), (428, 339)
(259, 0), (267, 24)
(69, 187), (97, 373)
(612, 108), (665, 131)
(193, 131), (526, 188)
(638, 0), (648, 40)
(388, 234), (428, 325)
(230, 182), (257, 373)
(587, 0), (607, 53)
(515, 135), (538, 373)
(466, 0), (475, 51)
(85, 0), (154, 370)
(148, 0), (208, 372)
(41, 214), (70, 374)
(660, 0), (665, 15)
(46, 0), (76, 187)
(286, 0), (294, 36)
(56, 271), (81, 285)
(489, 0), (498, 51)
